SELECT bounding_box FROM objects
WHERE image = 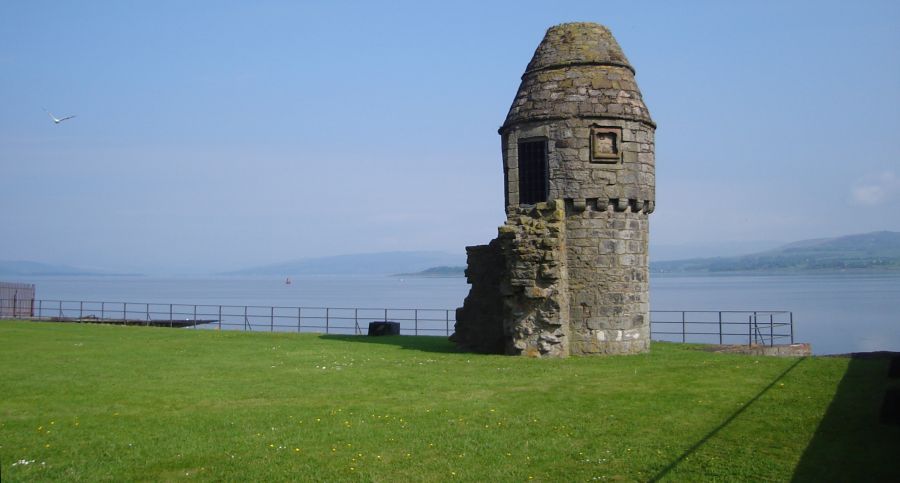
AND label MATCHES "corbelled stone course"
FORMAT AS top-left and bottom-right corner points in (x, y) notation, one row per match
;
(454, 22), (655, 357)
